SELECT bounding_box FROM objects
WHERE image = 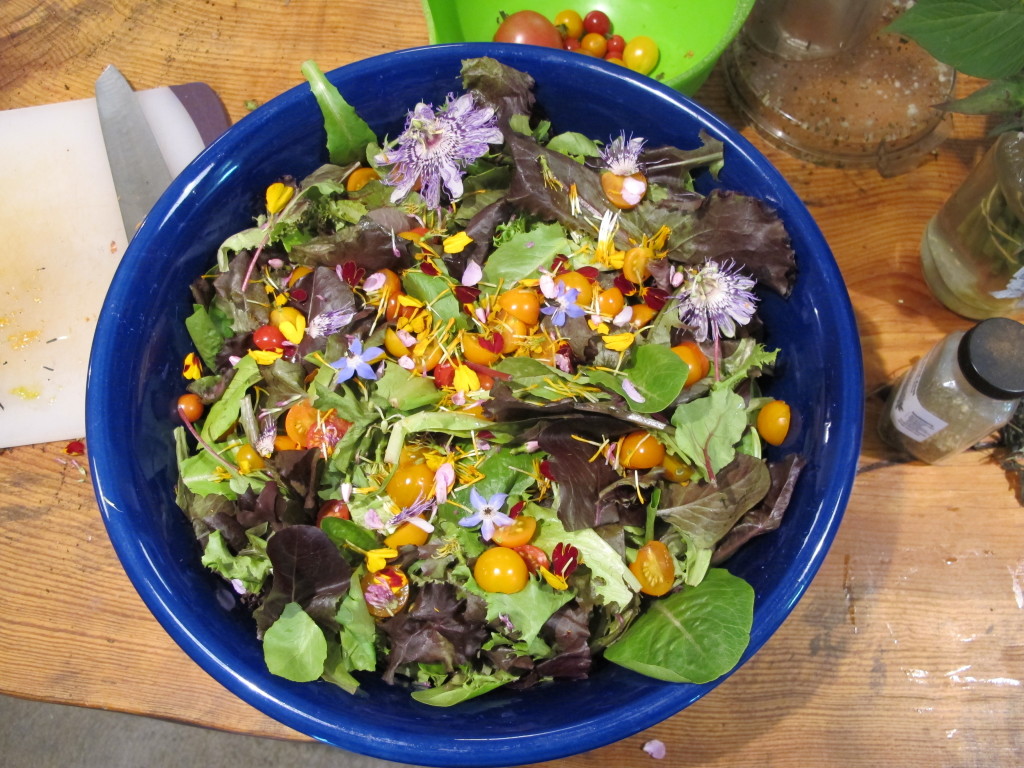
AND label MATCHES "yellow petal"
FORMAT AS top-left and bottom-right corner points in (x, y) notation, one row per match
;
(366, 548), (399, 573)
(182, 352), (202, 380)
(265, 182), (294, 215)
(539, 566), (569, 591)
(248, 349), (283, 365)
(279, 315), (306, 345)
(602, 332), (636, 352)
(397, 294), (425, 308)
(453, 364), (480, 393)
(443, 231), (474, 254)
